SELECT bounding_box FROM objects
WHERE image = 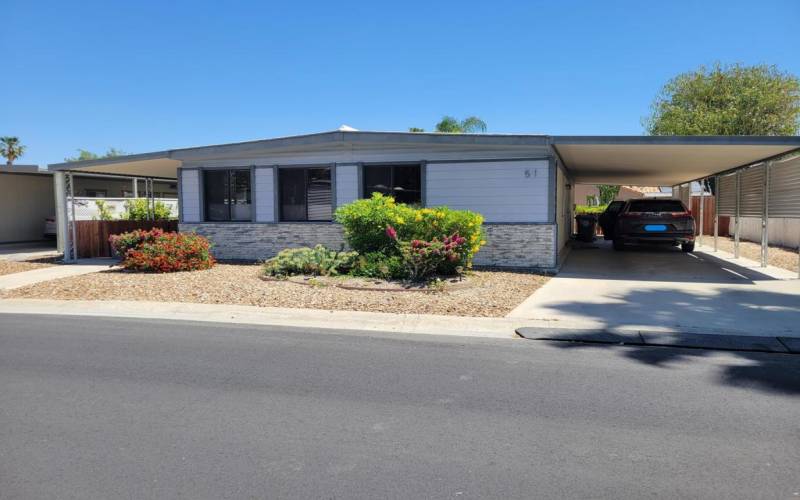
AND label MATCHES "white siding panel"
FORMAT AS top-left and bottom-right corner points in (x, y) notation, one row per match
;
(426, 160), (550, 222)
(181, 169), (201, 222)
(255, 167), (275, 222)
(336, 165), (359, 207)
